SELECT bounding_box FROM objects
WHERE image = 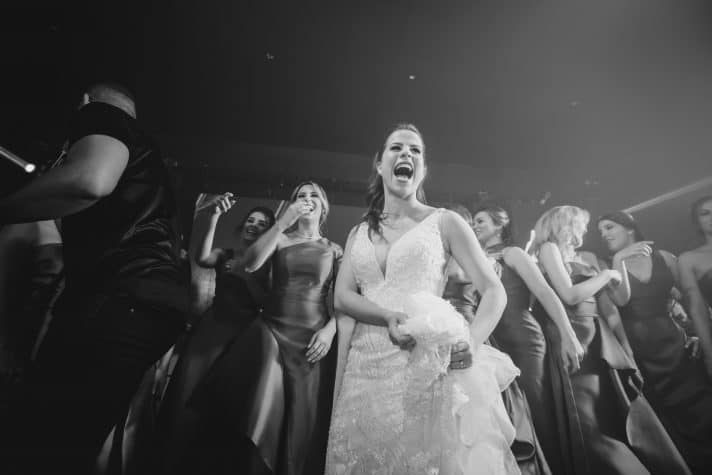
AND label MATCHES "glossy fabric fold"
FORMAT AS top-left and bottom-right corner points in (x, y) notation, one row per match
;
(480, 245), (553, 474)
(190, 319), (285, 470)
(190, 240), (339, 475)
(697, 268), (712, 310)
(535, 261), (691, 475)
(619, 252), (712, 474)
(444, 265), (551, 475)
